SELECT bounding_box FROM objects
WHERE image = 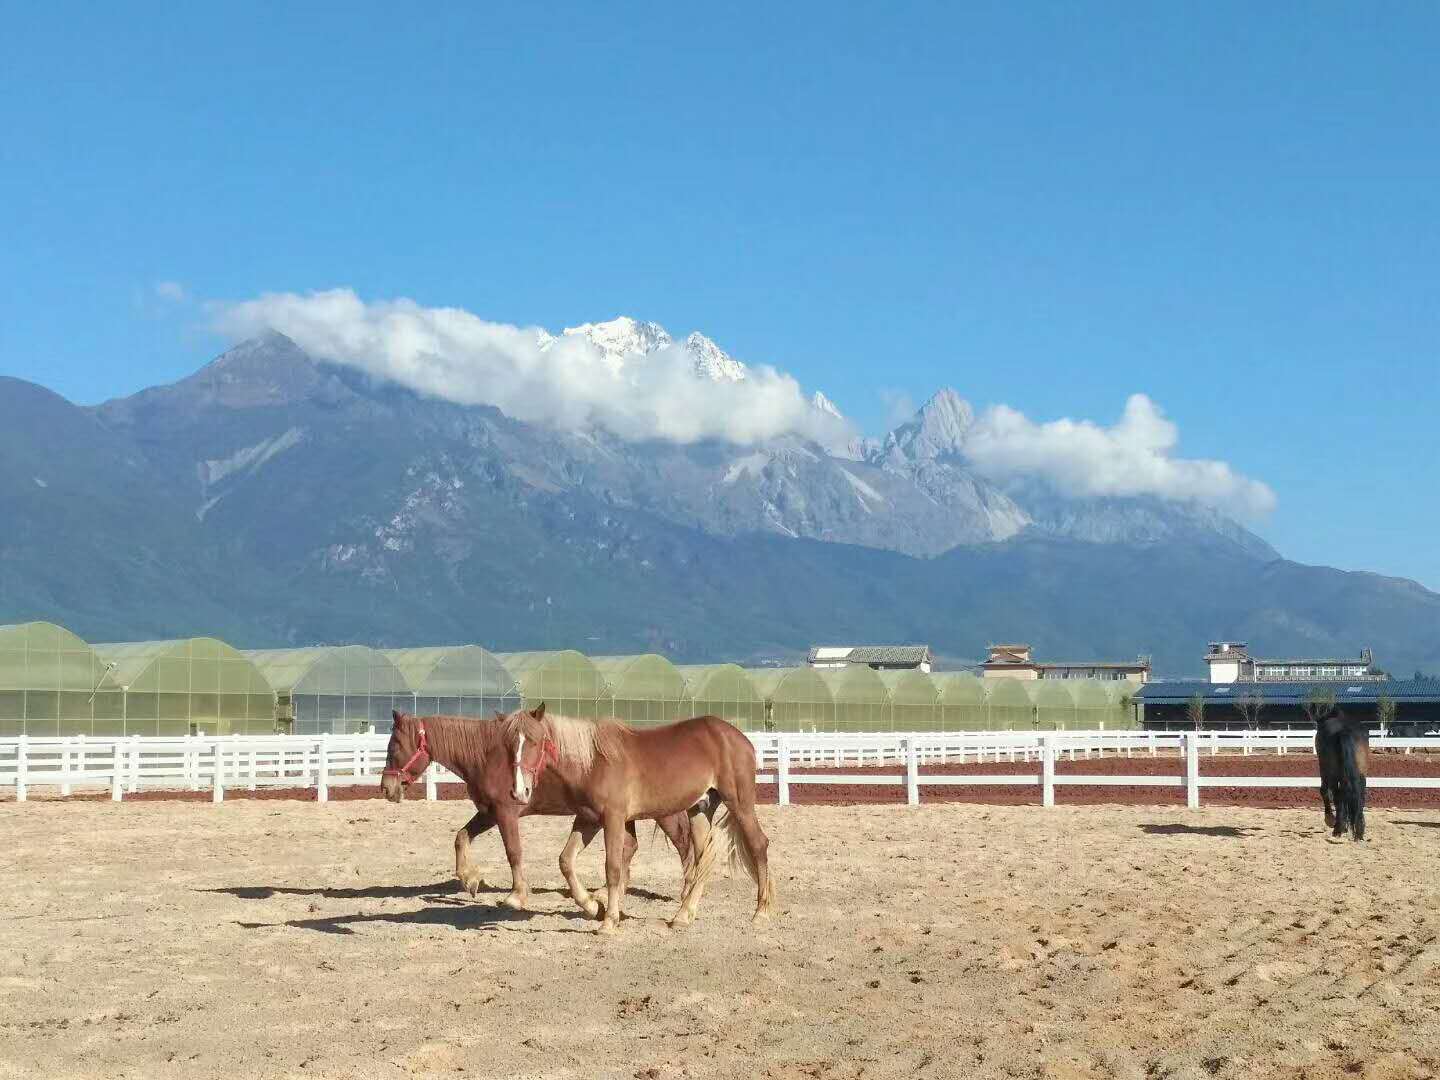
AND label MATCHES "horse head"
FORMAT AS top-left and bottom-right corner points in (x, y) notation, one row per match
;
(502, 702), (559, 804)
(380, 709), (431, 802)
